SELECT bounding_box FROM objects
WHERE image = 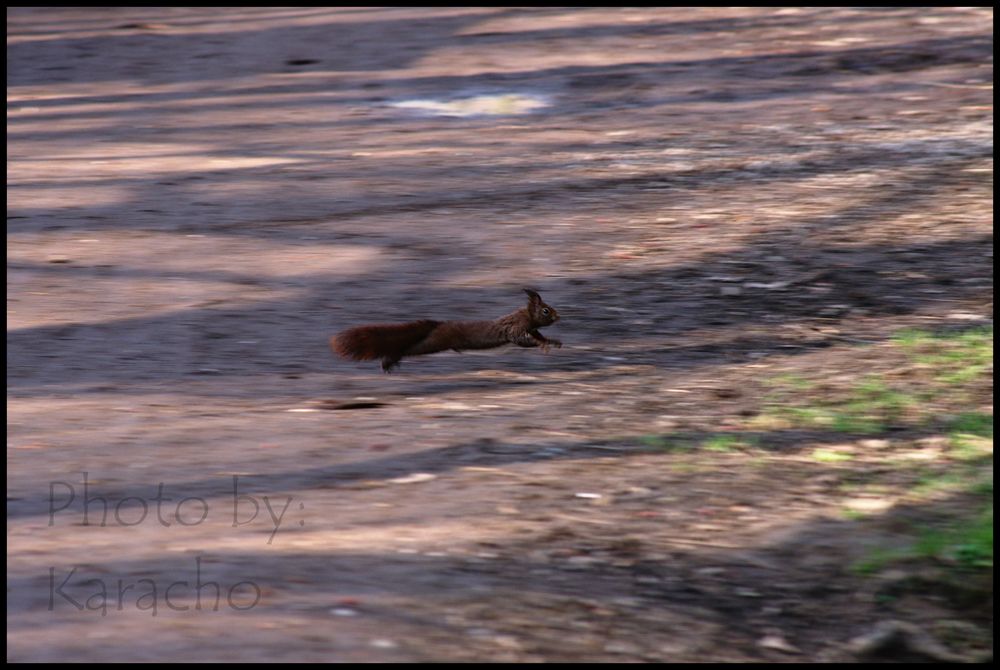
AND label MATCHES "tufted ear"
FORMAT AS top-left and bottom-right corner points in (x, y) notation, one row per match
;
(523, 288), (541, 303)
